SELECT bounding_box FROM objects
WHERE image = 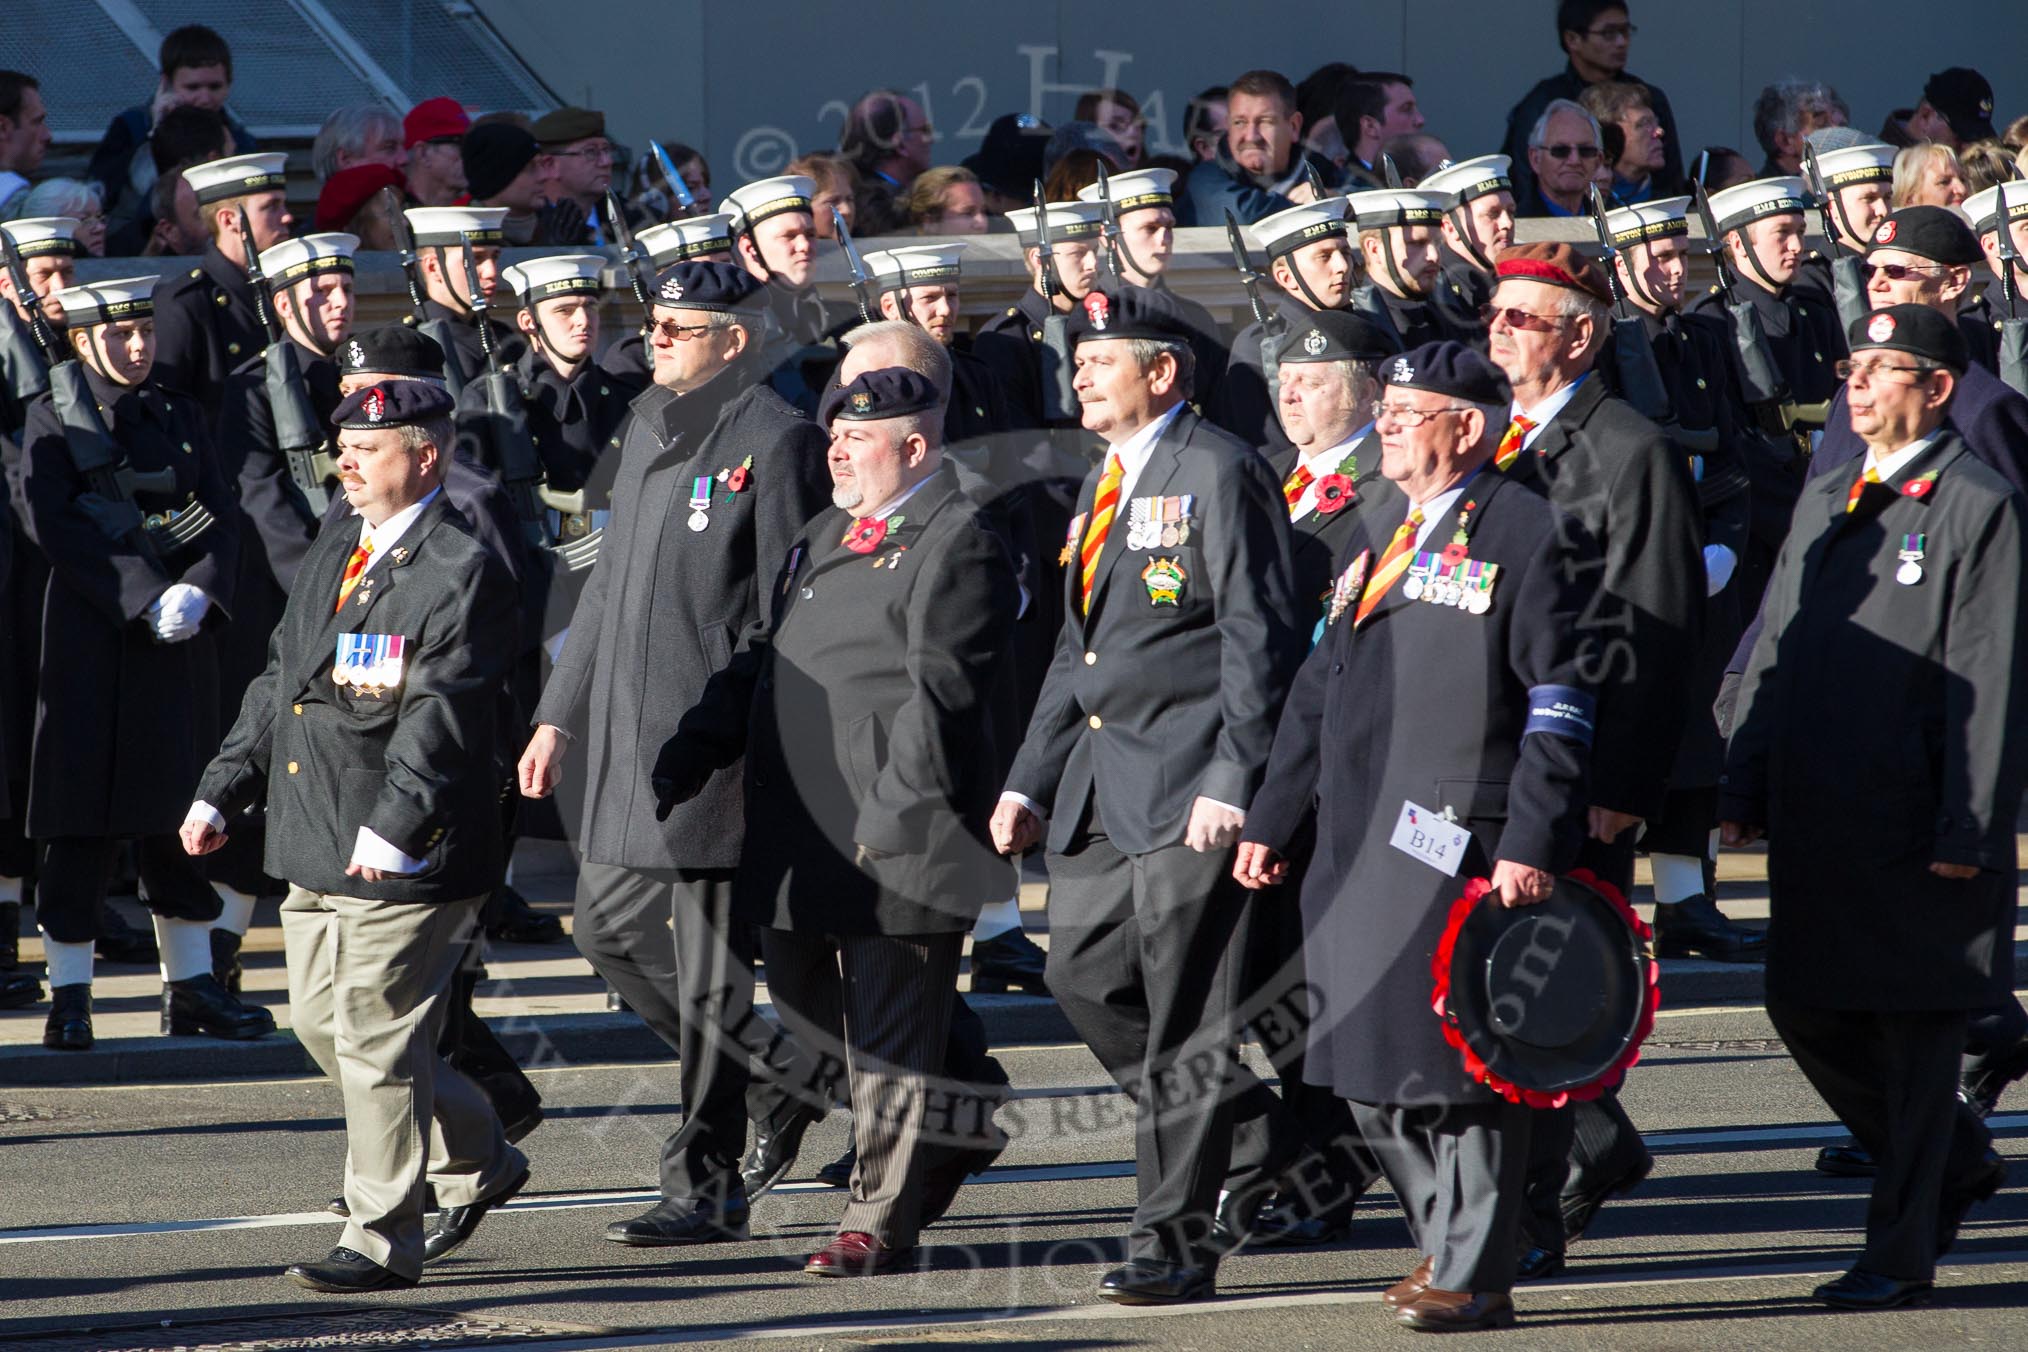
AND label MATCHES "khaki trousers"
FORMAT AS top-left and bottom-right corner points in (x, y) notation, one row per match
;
(281, 885), (523, 1278)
